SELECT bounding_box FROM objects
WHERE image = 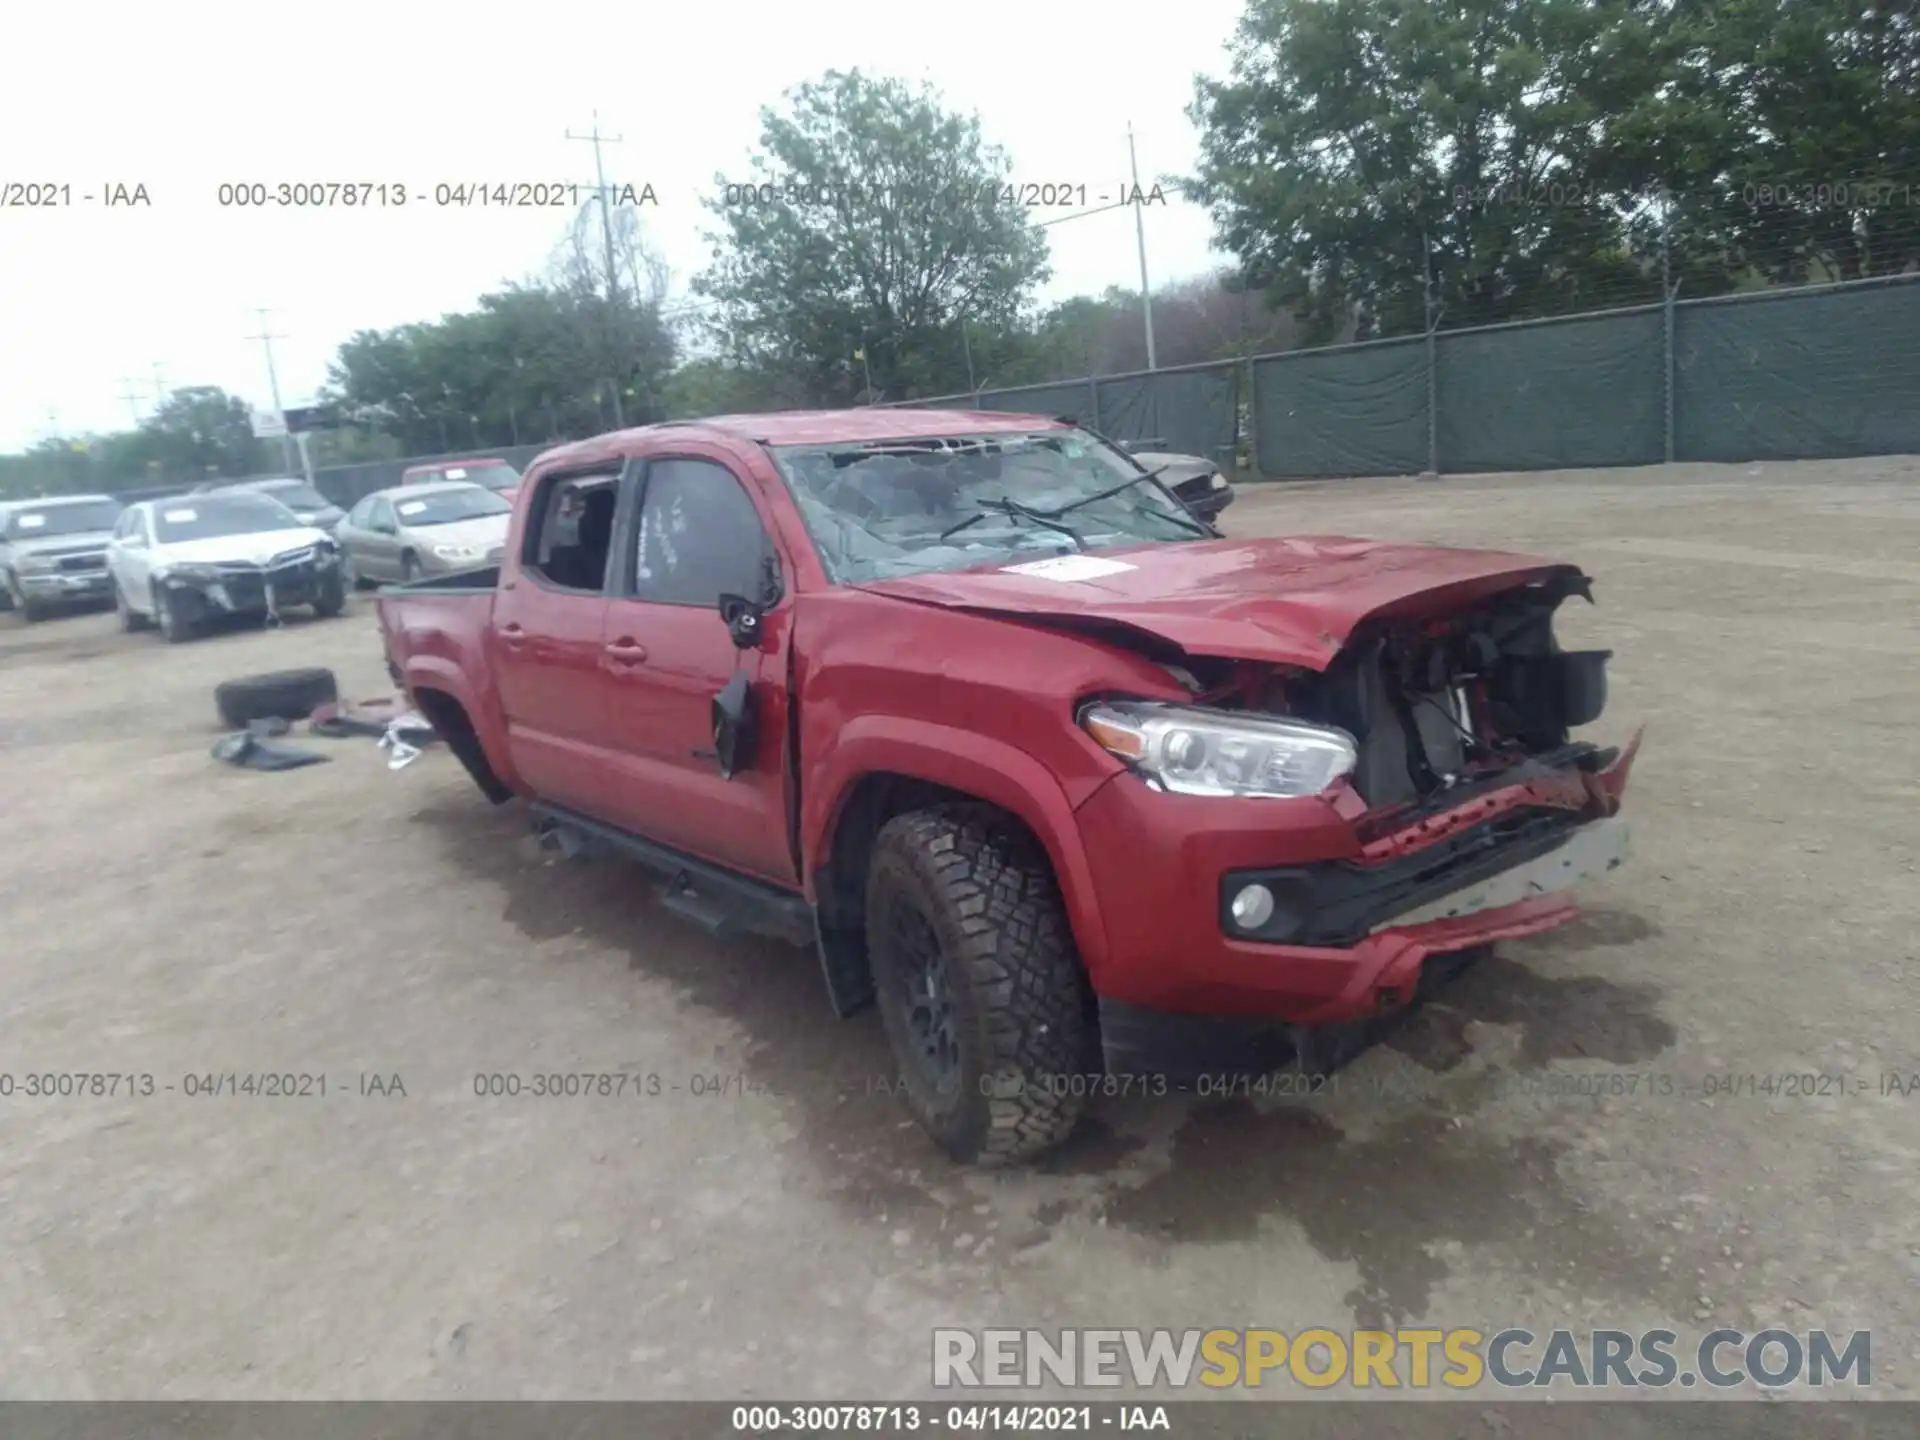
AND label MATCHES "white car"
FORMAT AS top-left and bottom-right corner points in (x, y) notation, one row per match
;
(106, 492), (348, 643)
